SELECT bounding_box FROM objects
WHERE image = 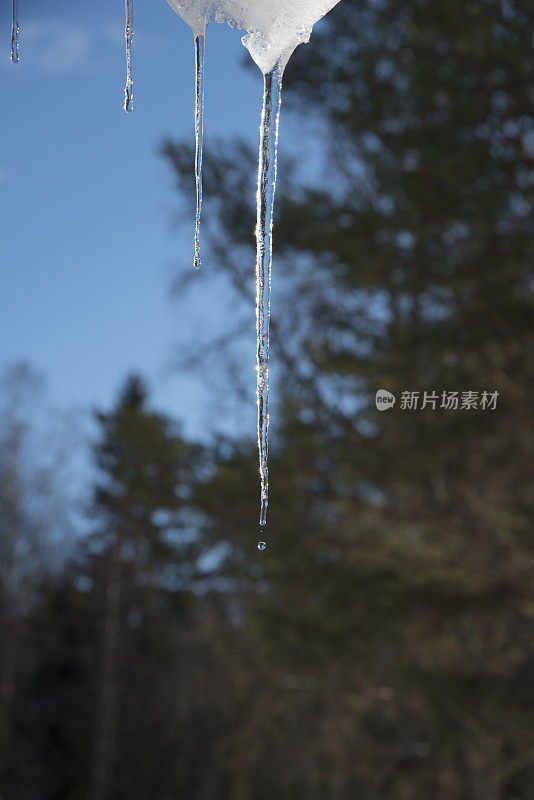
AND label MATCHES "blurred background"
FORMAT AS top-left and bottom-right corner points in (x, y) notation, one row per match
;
(1, 0), (534, 797)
